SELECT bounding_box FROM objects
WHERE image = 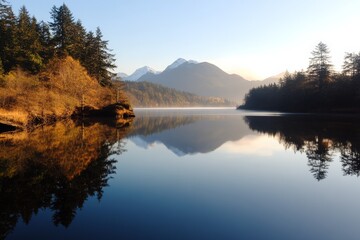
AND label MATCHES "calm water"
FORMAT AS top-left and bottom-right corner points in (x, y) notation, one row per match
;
(2, 108), (360, 239)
